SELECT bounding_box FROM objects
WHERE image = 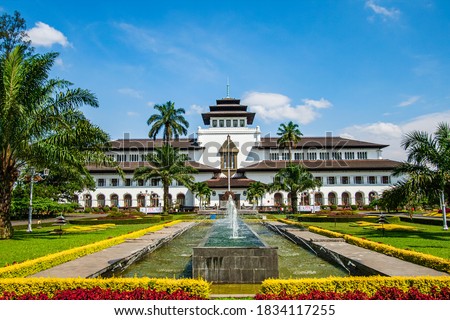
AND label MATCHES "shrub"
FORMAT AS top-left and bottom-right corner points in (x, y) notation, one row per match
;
(258, 276), (450, 298)
(83, 207), (92, 213)
(0, 278), (210, 299)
